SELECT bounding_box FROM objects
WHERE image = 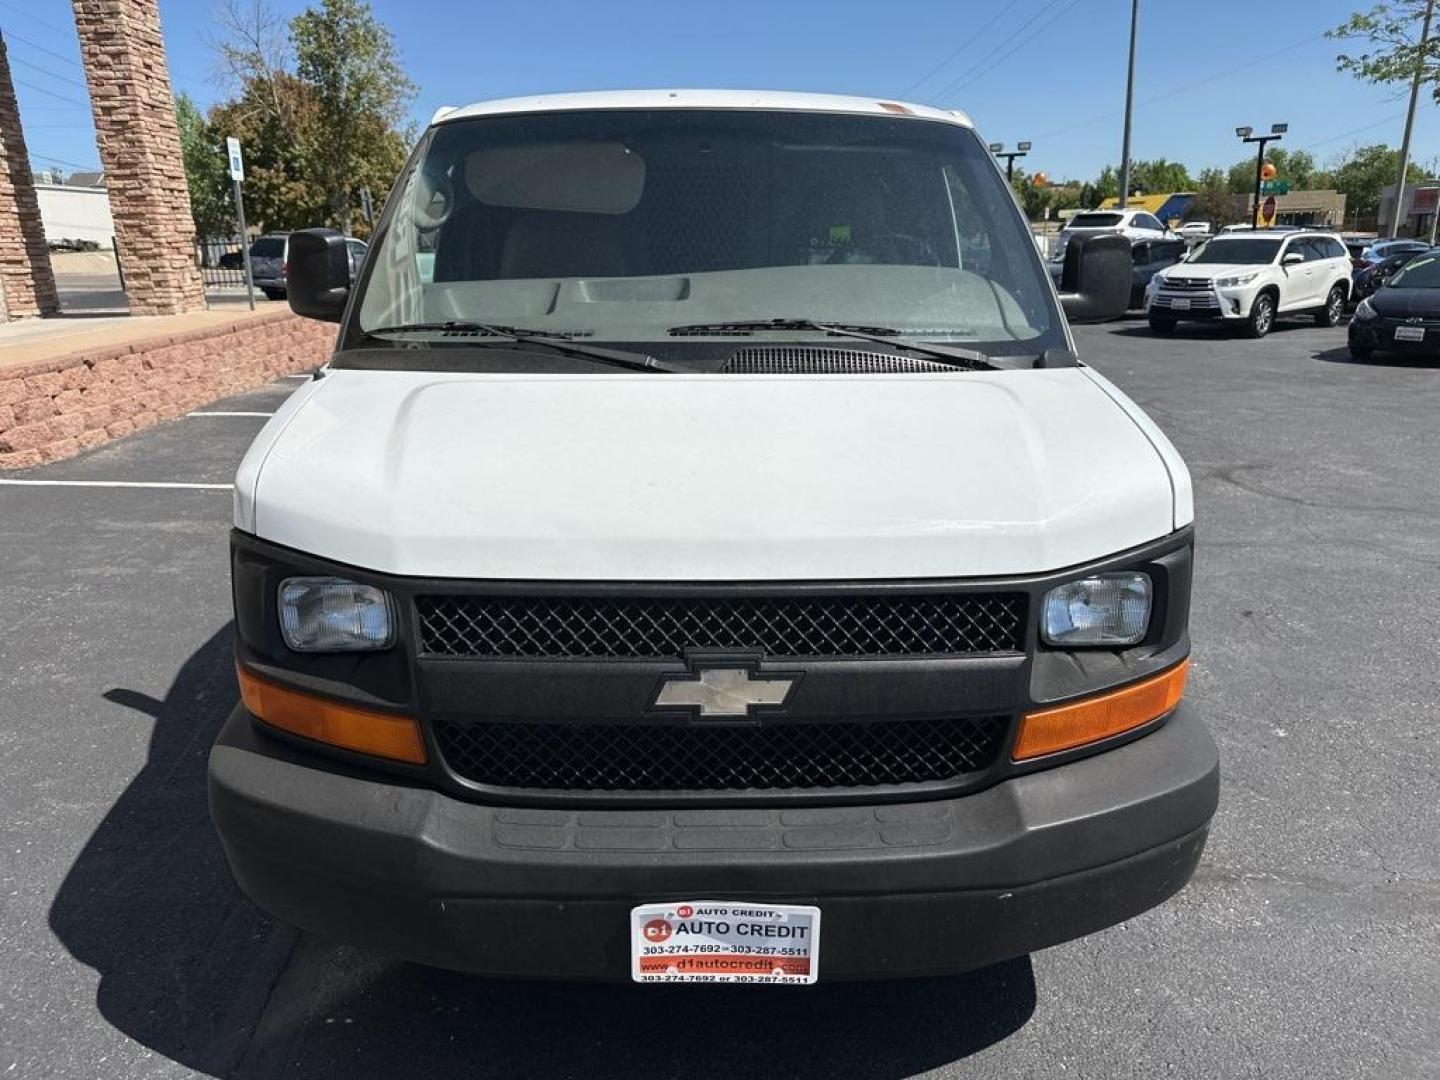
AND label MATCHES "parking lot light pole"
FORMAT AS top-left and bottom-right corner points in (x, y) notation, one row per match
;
(1118, 0), (1139, 209)
(1237, 124), (1286, 229)
(990, 141), (1031, 182)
